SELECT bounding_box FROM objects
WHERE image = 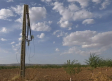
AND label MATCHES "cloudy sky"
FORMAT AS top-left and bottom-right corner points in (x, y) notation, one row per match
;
(0, 0), (112, 64)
